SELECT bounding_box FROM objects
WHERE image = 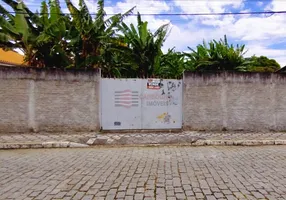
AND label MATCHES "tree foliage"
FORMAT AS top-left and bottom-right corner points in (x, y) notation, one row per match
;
(64, 0), (134, 70)
(244, 56), (281, 72)
(117, 12), (169, 78)
(186, 35), (249, 72)
(155, 48), (191, 79)
(0, 0), (282, 78)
